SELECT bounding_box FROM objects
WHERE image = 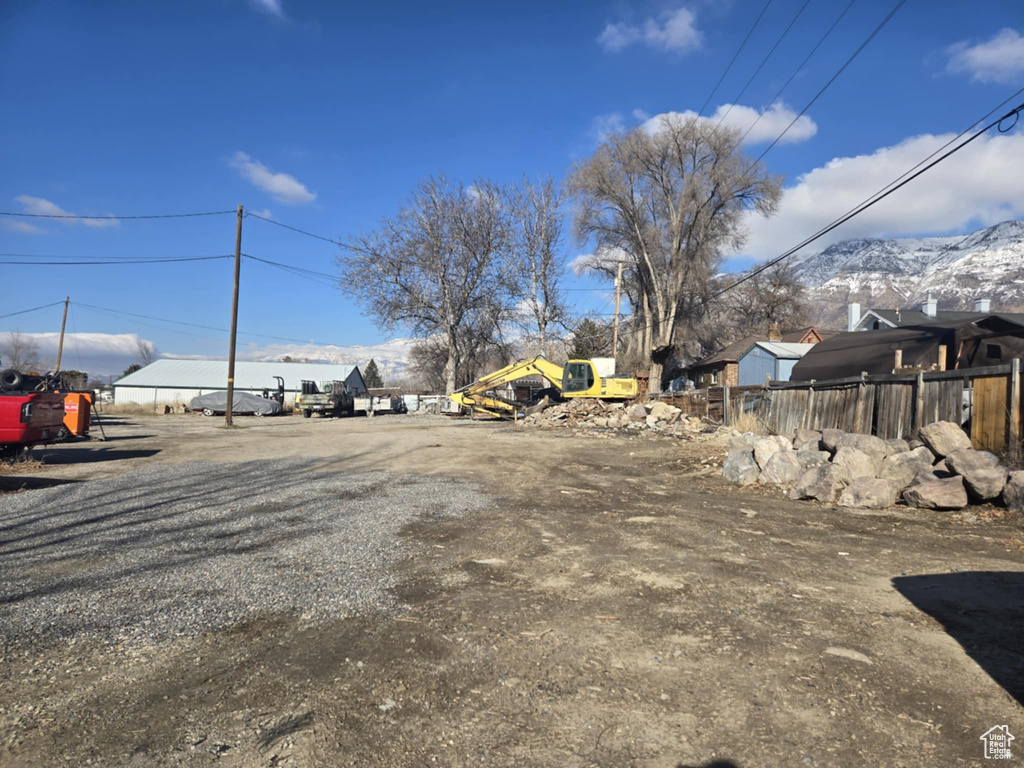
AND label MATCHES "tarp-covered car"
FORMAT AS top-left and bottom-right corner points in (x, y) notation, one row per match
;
(190, 391), (283, 417)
